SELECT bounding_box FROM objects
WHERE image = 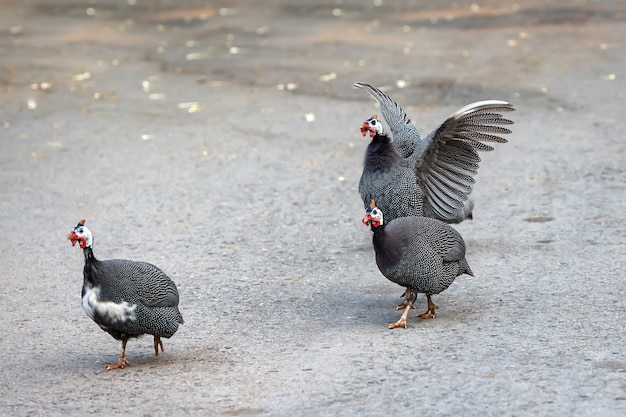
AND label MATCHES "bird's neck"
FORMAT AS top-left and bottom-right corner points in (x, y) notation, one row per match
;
(83, 246), (97, 262)
(371, 224), (386, 246)
(364, 133), (399, 171)
(372, 224), (402, 270)
(82, 247), (101, 285)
